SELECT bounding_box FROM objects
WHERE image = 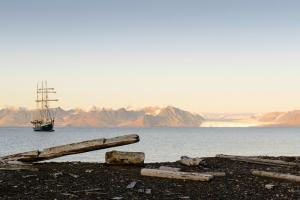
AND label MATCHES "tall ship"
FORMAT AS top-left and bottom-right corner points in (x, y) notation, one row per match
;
(31, 81), (58, 132)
